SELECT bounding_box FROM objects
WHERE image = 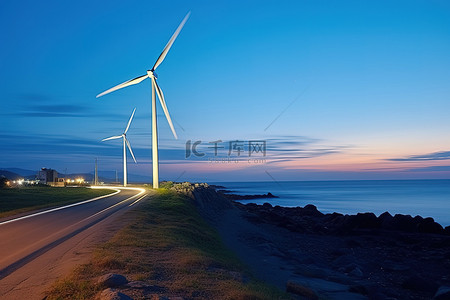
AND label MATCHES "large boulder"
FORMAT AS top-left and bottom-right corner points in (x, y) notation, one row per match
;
(401, 275), (439, 293)
(417, 217), (444, 234)
(286, 280), (318, 299)
(392, 214), (417, 232)
(302, 204), (324, 217)
(353, 212), (379, 229)
(434, 286), (450, 300)
(378, 211), (394, 229)
(99, 288), (132, 300)
(97, 273), (128, 288)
